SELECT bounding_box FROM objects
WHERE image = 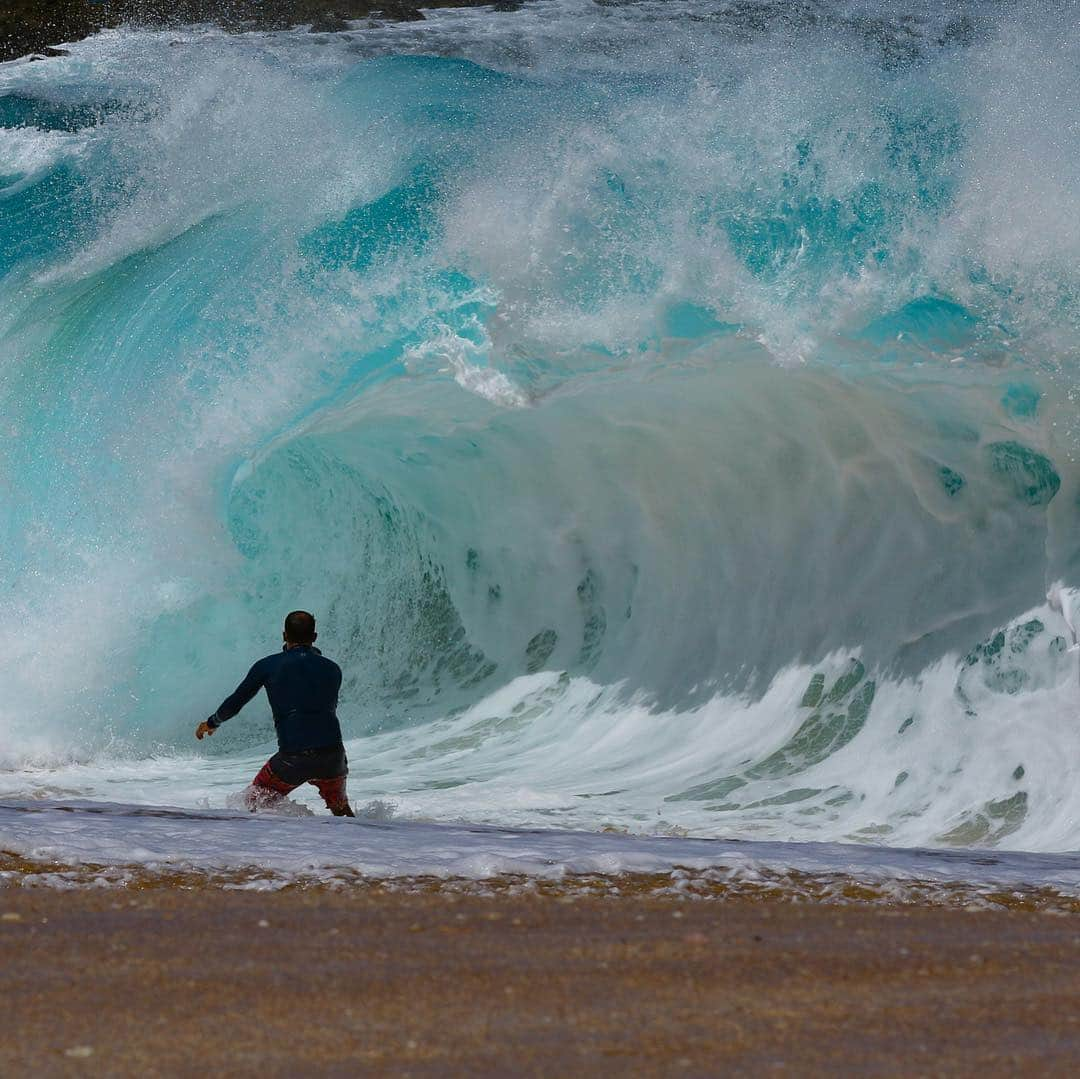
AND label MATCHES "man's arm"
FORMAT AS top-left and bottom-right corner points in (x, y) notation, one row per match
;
(195, 662), (266, 740)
